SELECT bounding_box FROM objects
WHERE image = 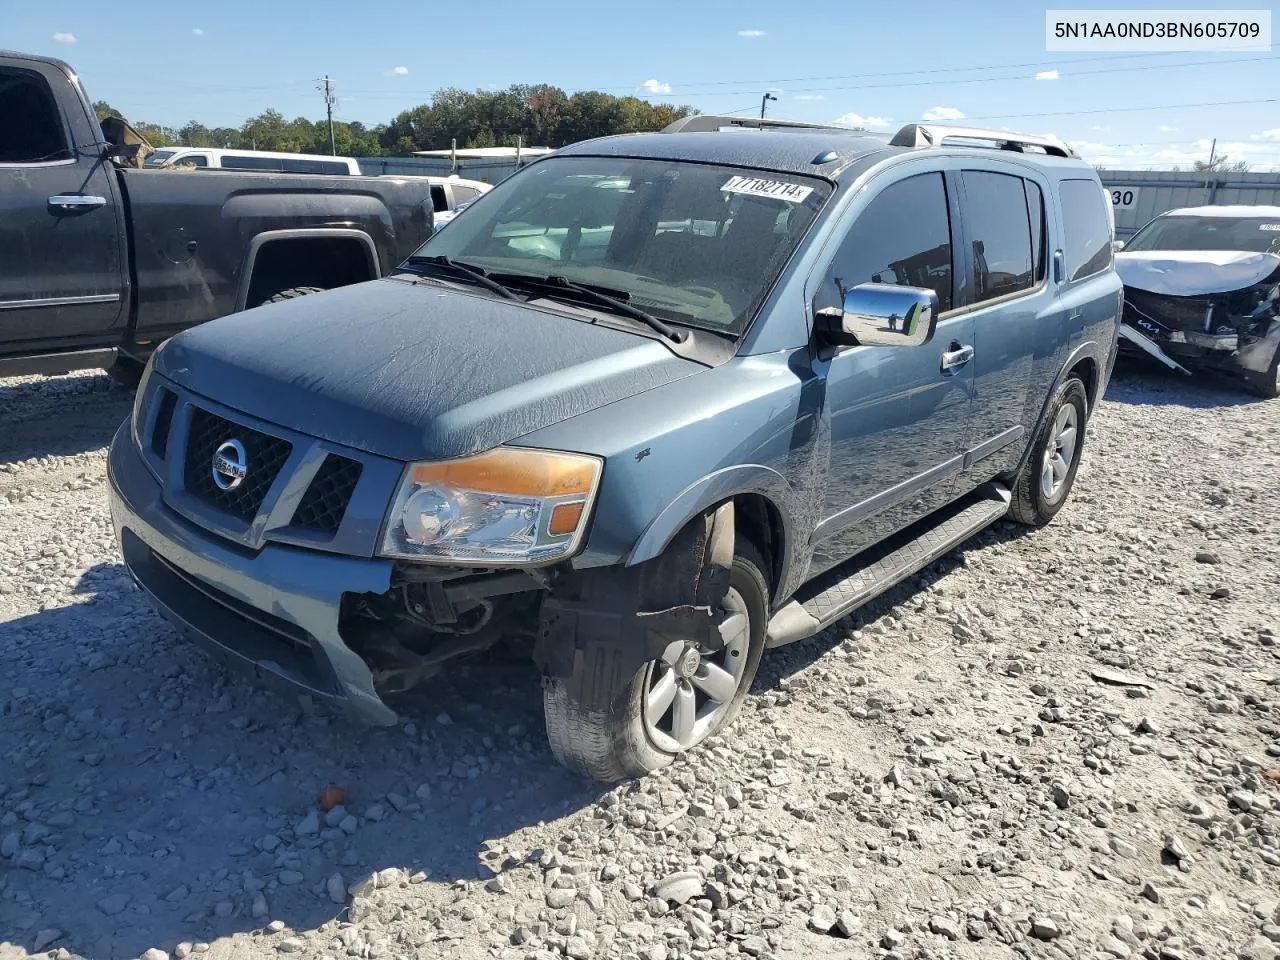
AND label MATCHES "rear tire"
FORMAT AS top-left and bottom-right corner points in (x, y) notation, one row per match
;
(1008, 376), (1089, 527)
(543, 541), (769, 781)
(260, 285), (327, 306)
